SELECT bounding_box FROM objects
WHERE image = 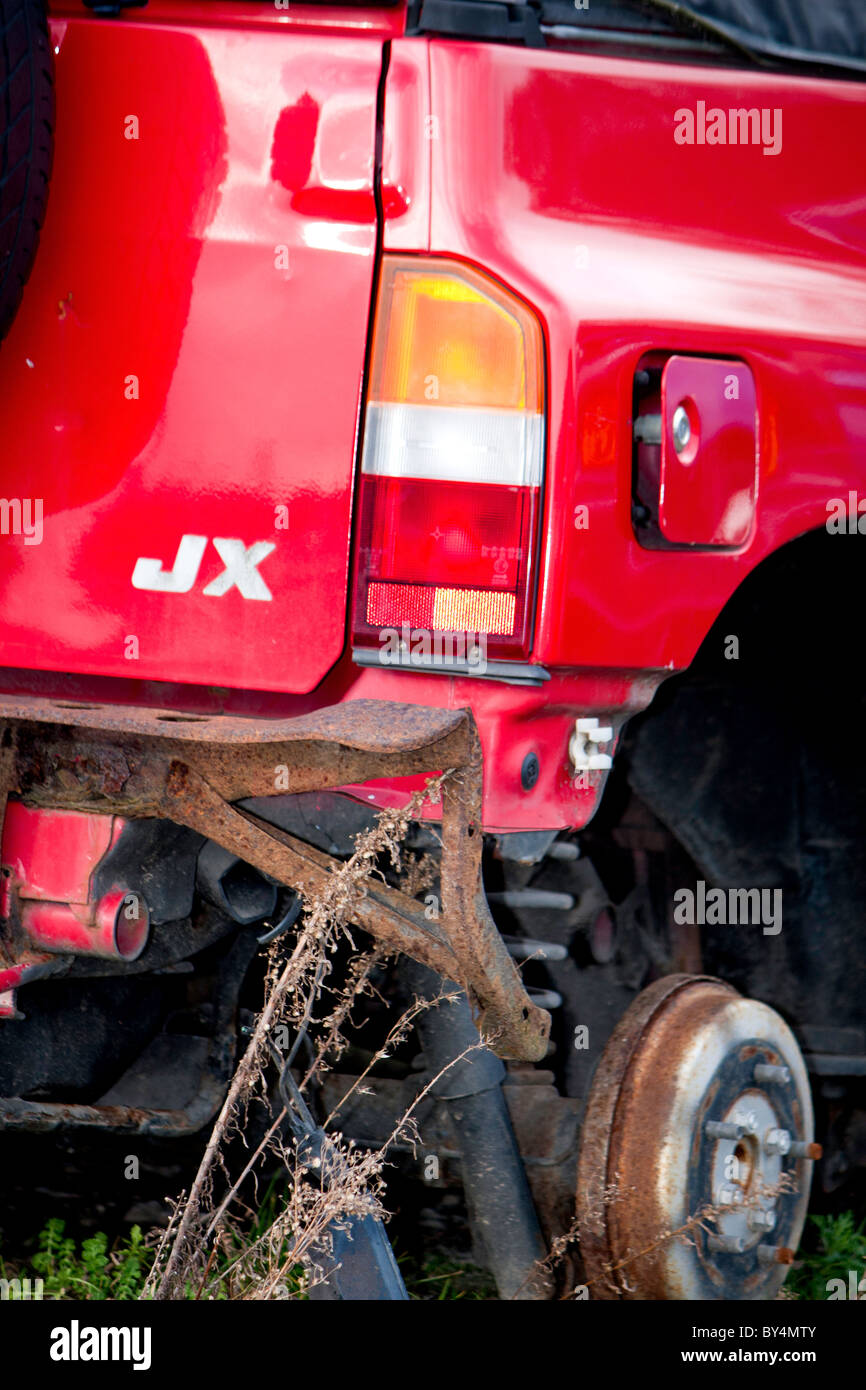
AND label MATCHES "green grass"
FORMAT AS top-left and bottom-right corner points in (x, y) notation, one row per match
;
(5, 1207), (860, 1301)
(784, 1212), (866, 1301)
(398, 1250), (497, 1300)
(0, 1211), (493, 1300)
(1, 1218), (150, 1300)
